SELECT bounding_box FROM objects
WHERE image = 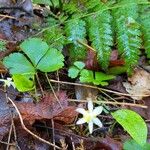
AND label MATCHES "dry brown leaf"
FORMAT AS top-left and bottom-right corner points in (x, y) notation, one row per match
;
(15, 91), (77, 124)
(123, 68), (150, 100)
(54, 106), (78, 124)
